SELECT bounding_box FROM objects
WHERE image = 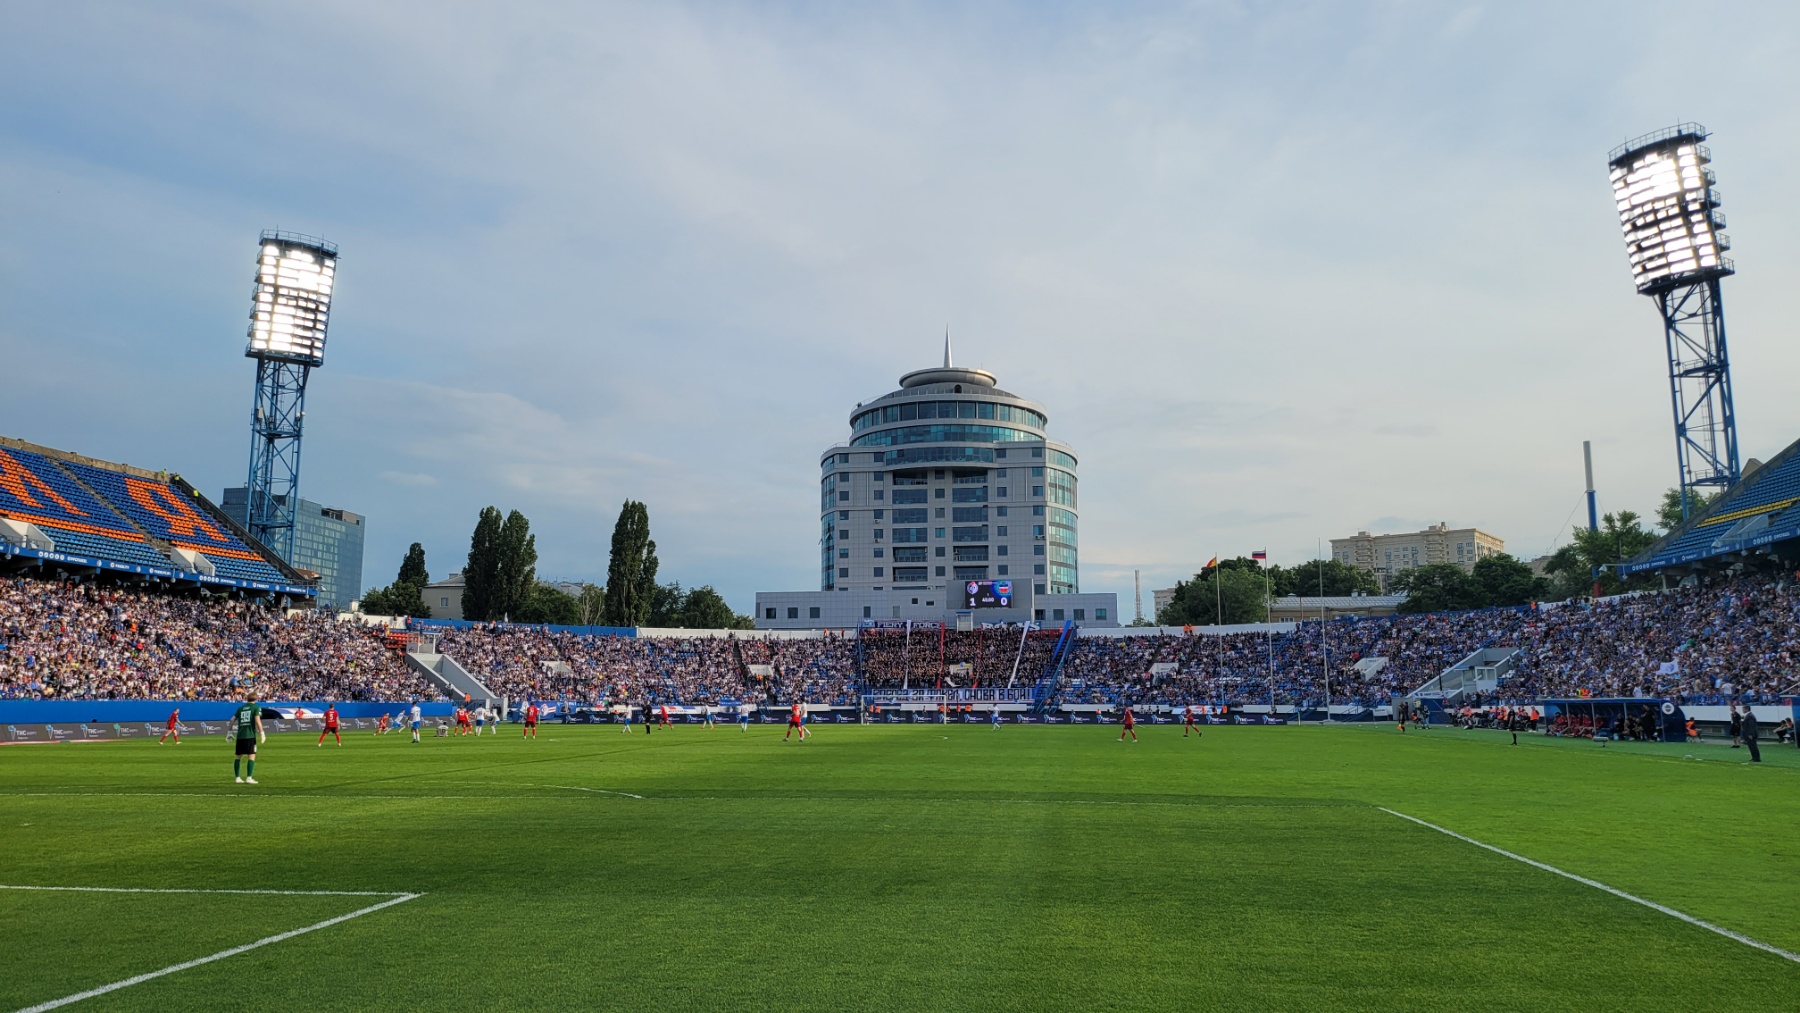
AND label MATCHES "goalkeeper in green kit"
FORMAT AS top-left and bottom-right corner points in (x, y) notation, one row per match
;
(232, 692), (267, 784)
